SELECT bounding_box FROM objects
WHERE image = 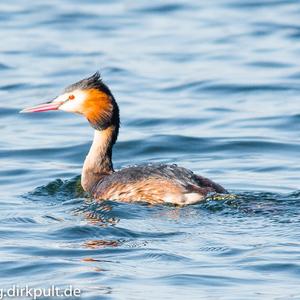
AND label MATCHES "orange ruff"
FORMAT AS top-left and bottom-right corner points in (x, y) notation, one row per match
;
(83, 89), (113, 125)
